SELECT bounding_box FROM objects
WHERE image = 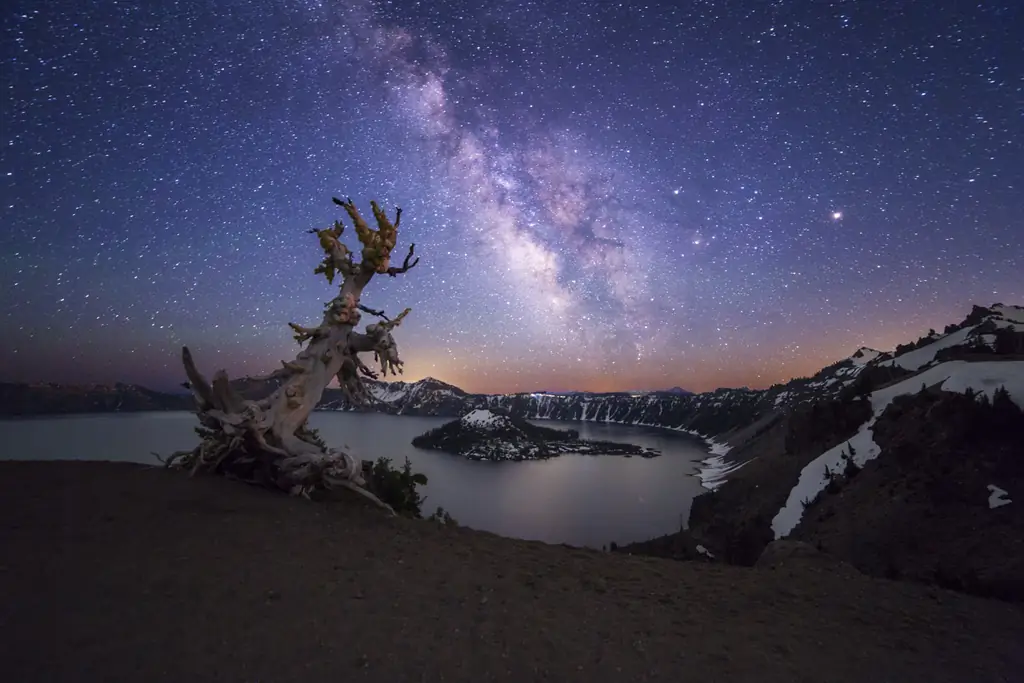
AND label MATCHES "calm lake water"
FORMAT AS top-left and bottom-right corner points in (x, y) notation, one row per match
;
(0, 411), (710, 548)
